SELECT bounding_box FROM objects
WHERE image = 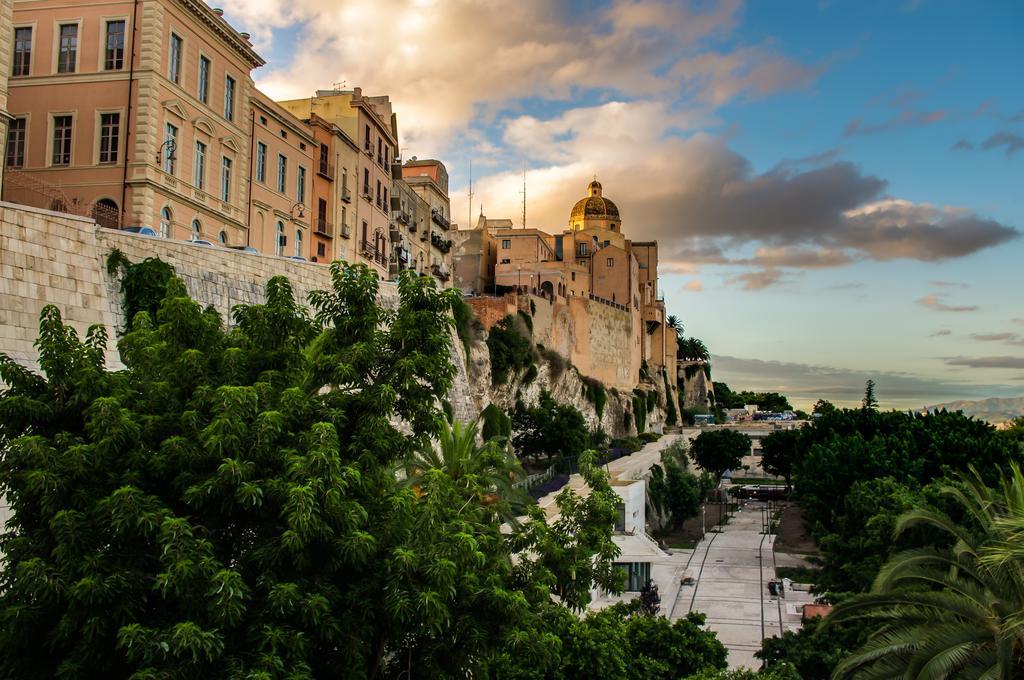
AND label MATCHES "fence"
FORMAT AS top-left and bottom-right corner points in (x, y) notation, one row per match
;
(2, 168), (122, 228)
